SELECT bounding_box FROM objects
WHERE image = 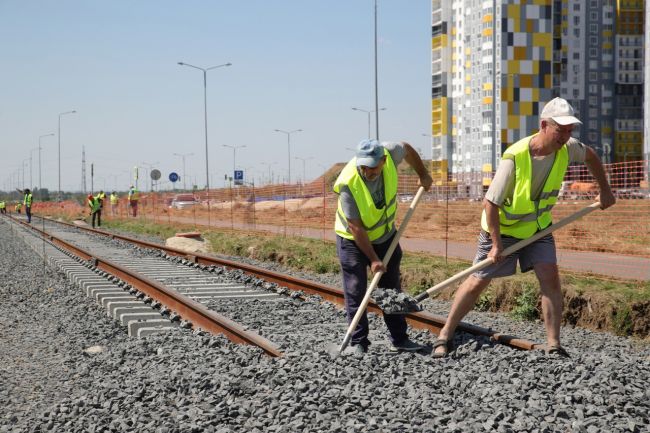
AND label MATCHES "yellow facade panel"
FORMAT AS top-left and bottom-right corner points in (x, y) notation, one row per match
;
(520, 101), (533, 115)
(465, 87), (471, 94)
(508, 115), (520, 129)
(482, 96), (493, 104)
(482, 28), (493, 37)
(483, 83), (493, 90)
(482, 14), (493, 23)
(532, 33), (552, 48)
(514, 47), (527, 60)
(465, 47), (471, 55)
(466, 74), (471, 81)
